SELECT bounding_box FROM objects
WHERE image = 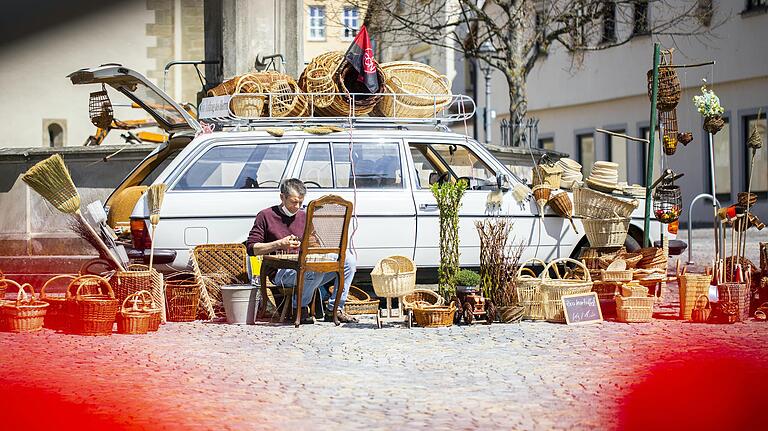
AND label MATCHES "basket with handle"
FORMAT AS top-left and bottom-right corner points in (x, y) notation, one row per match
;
(677, 273), (711, 320)
(646, 50), (681, 112)
(164, 272), (201, 322)
(66, 275), (118, 336)
(39, 274), (78, 330)
(117, 290), (155, 335)
(114, 264), (166, 323)
(230, 75), (266, 119)
(515, 258), (546, 320)
(541, 258), (594, 323)
(344, 285), (380, 316)
(615, 295), (655, 323)
(377, 61), (452, 107)
(583, 214), (630, 248)
(402, 289), (444, 311)
(717, 282), (750, 322)
(316, 61), (386, 117)
(0, 279), (49, 333)
(371, 255), (416, 298)
(412, 302), (457, 328)
(690, 294), (711, 323)
(573, 187), (638, 219)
